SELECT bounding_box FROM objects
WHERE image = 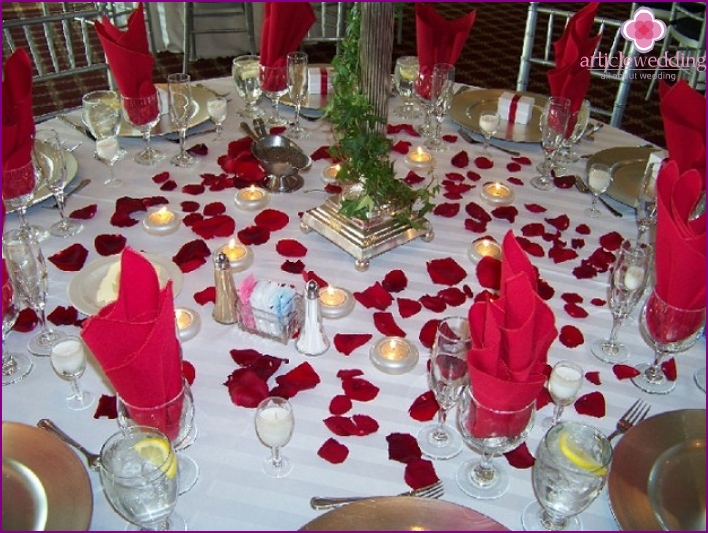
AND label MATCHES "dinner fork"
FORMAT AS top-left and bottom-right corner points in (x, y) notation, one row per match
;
(310, 480), (444, 510)
(37, 418), (101, 470)
(606, 399), (650, 442)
